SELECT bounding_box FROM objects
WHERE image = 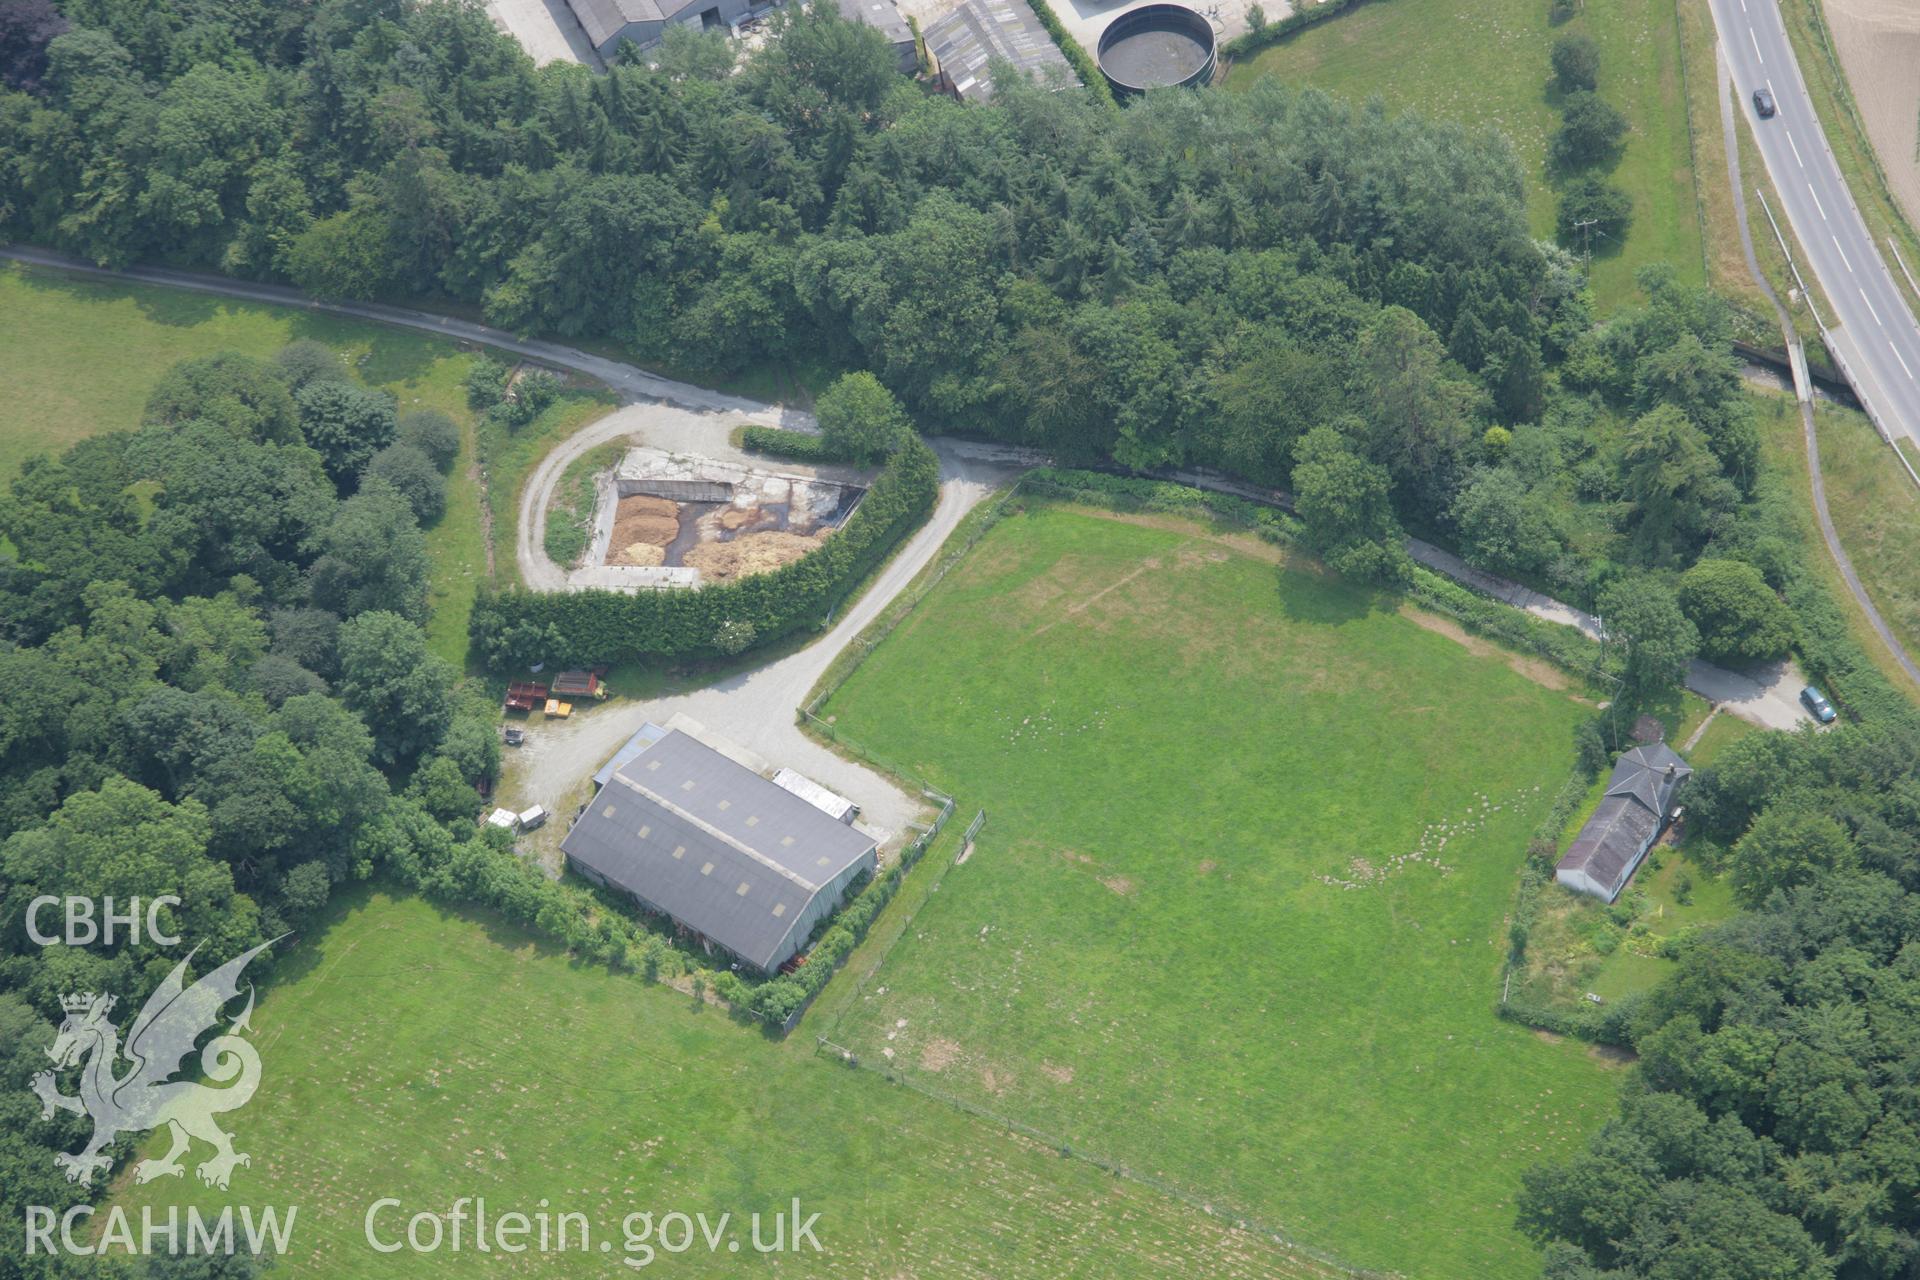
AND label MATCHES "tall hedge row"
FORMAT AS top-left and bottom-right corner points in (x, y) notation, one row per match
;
(739, 425), (847, 463)
(471, 436), (939, 669)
